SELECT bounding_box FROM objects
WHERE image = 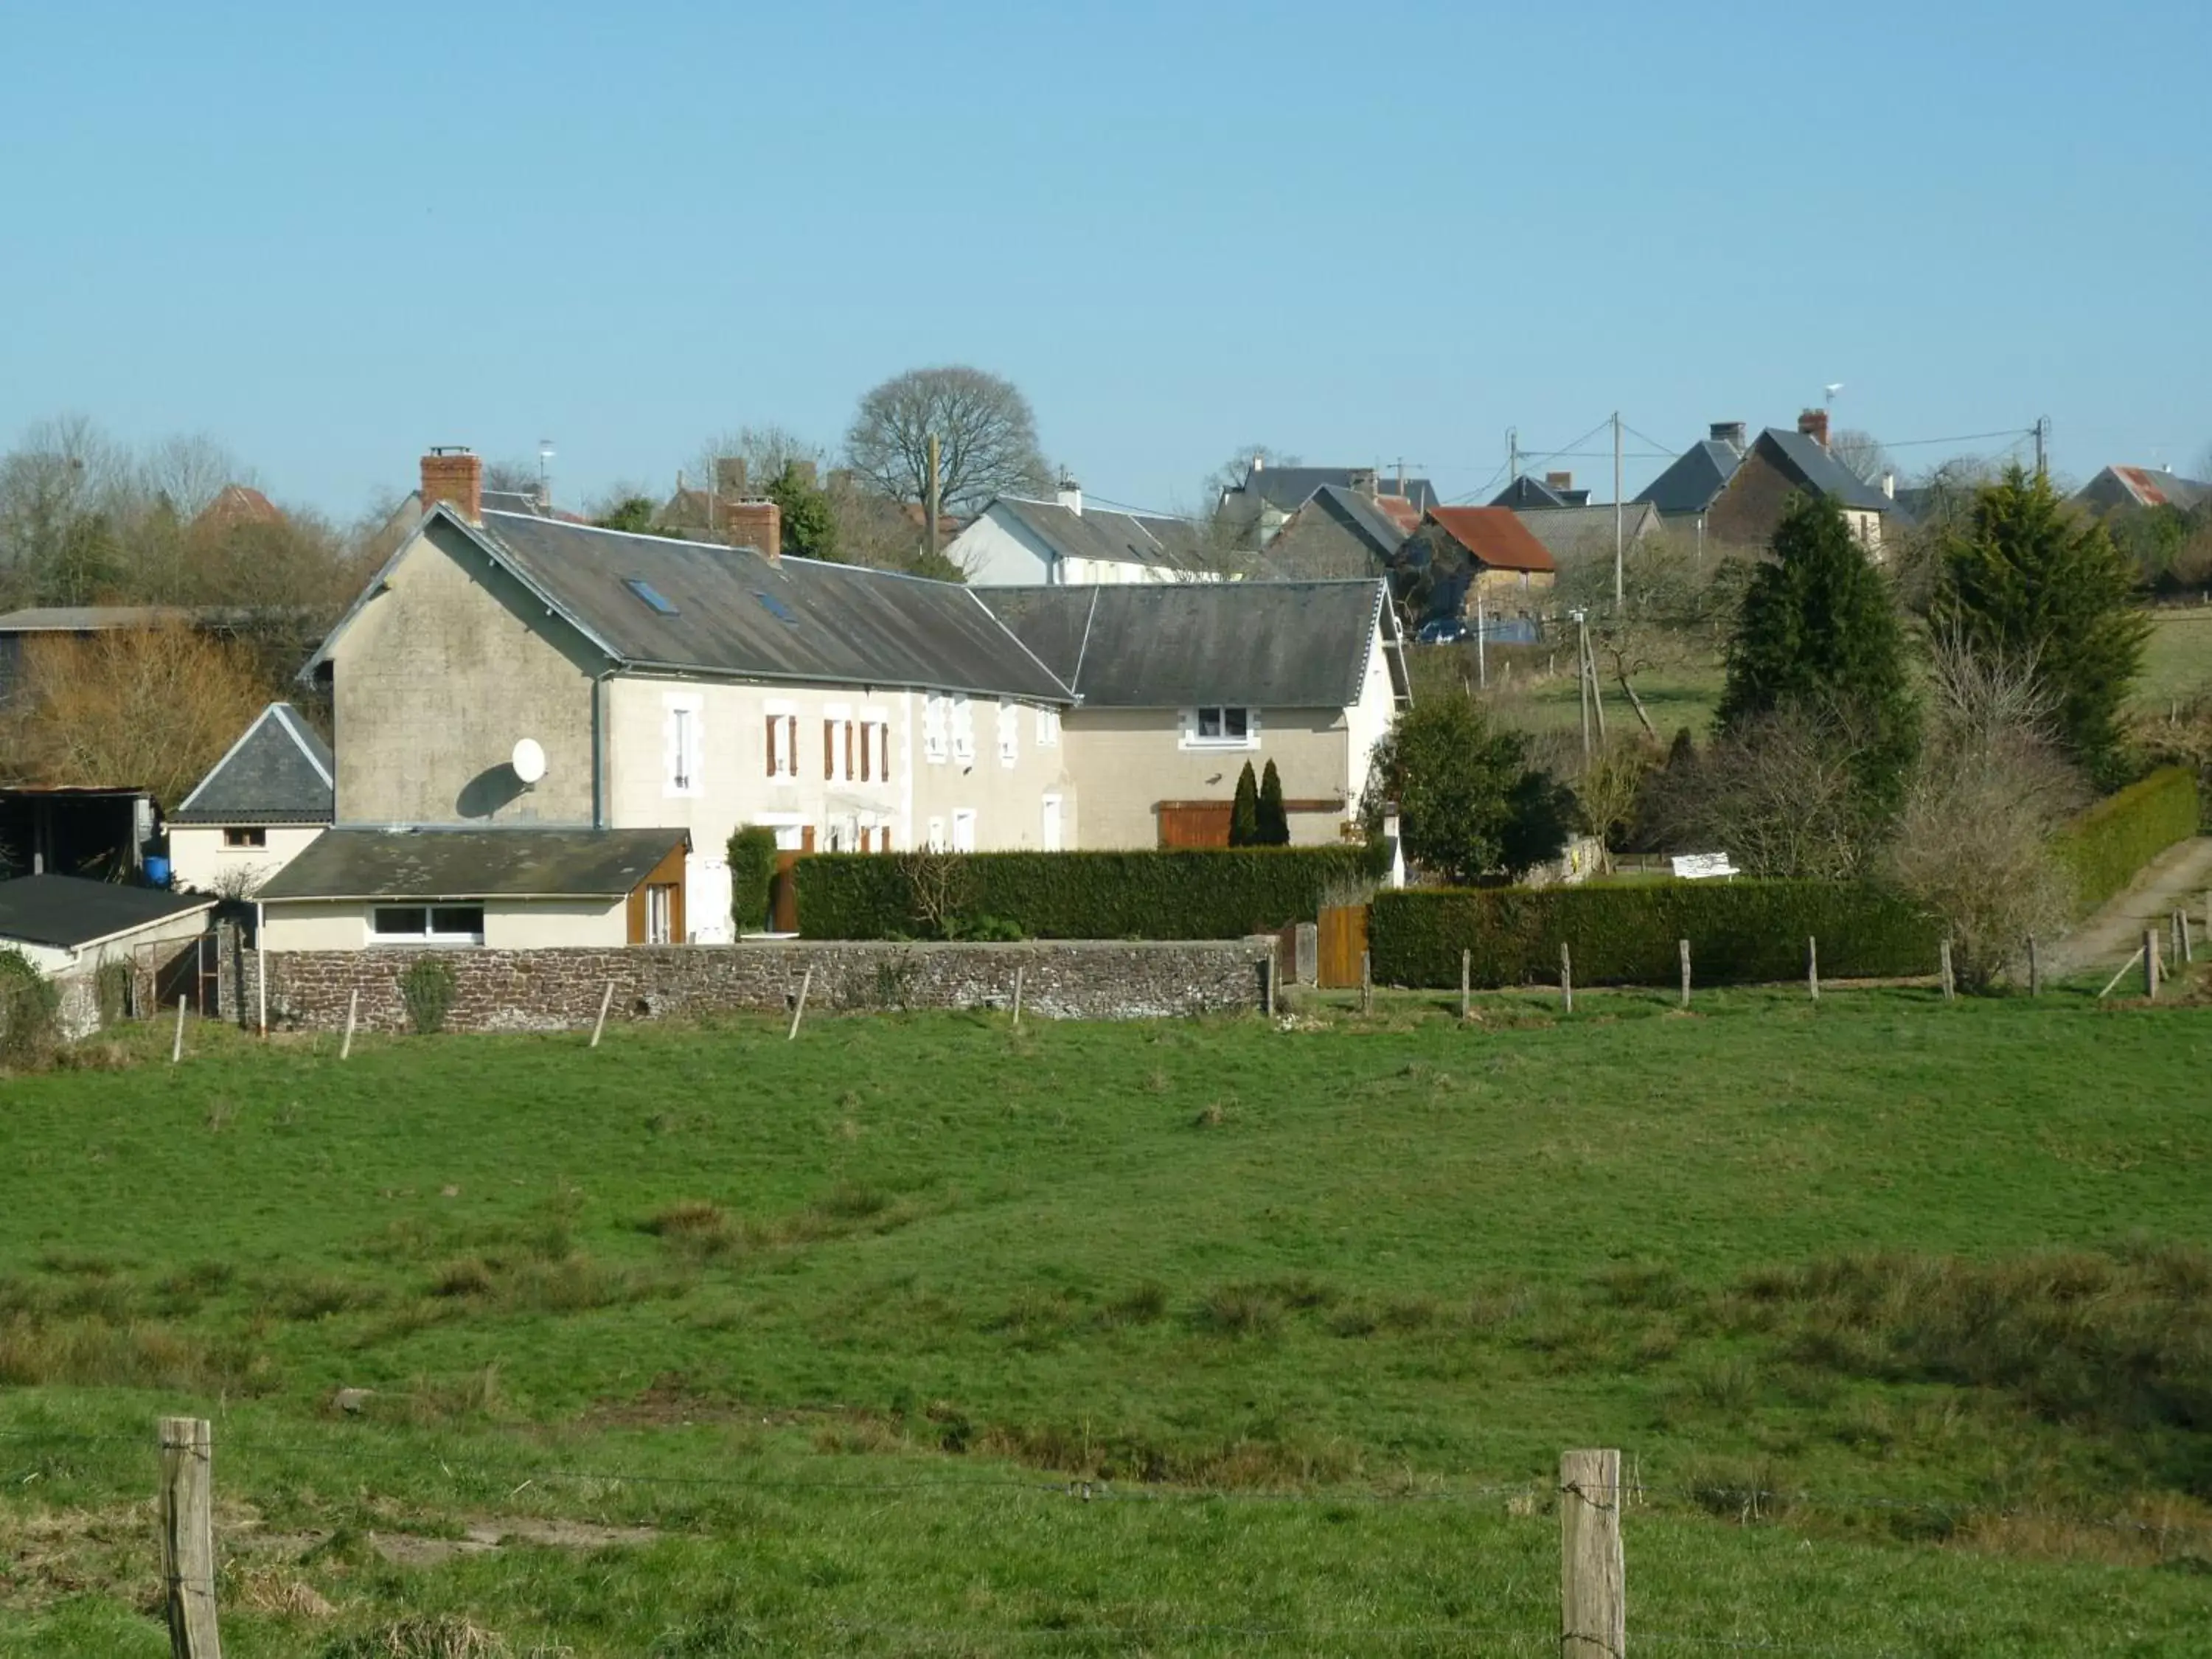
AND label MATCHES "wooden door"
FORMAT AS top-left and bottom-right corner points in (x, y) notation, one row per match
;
(1317, 904), (1368, 989)
(1156, 800), (1232, 848)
